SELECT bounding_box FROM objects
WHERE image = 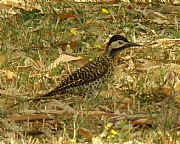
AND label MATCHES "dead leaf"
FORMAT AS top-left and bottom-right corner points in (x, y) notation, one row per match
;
(0, 69), (16, 79)
(73, 58), (88, 66)
(57, 14), (77, 21)
(7, 114), (50, 121)
(133, 118), (152, 125)
(78, 128), (92, 141)
(43, 54), (82, 71)
(152, 12), (168, 19)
